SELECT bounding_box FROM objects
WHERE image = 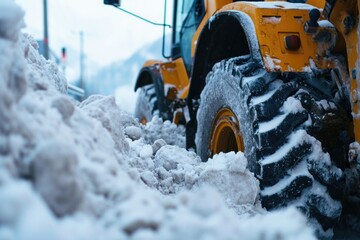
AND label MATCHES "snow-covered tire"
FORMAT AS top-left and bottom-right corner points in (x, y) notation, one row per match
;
(196, 57), (351, 239)
(134, 84), (159, 124)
